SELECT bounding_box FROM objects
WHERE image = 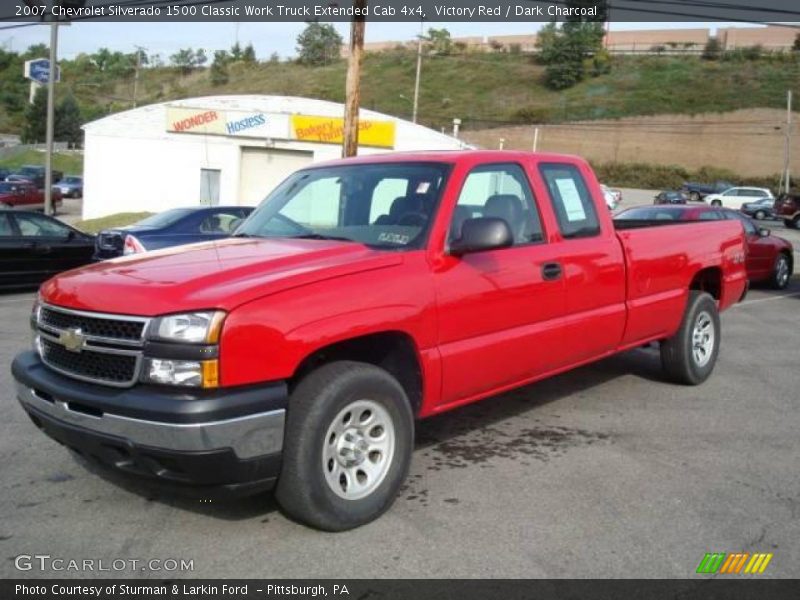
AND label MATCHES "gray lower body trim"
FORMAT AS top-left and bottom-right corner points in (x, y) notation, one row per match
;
(16, 380), (285, 459)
